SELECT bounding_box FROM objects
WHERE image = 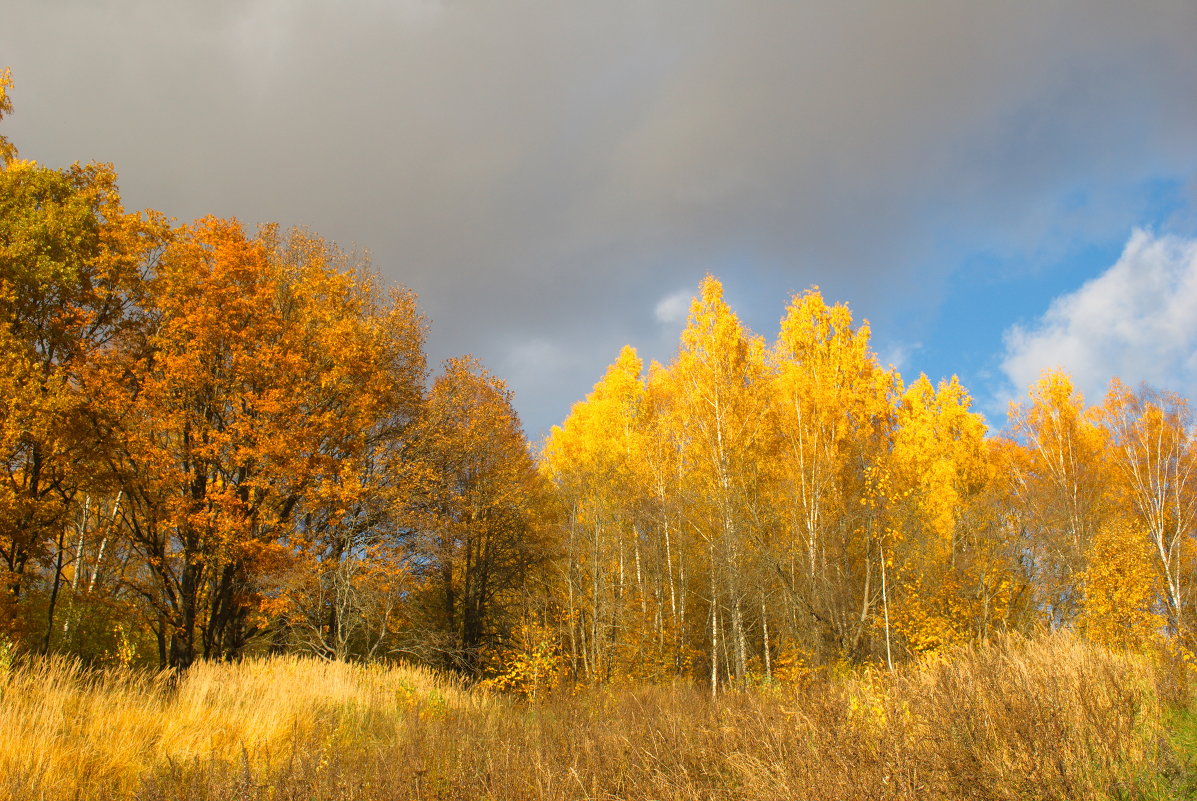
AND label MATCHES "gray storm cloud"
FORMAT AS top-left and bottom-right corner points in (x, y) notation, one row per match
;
(4, 1), (1197, 434)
